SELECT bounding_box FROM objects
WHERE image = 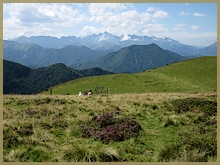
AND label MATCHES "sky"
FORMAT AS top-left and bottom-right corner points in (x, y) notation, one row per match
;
(3, 3), (217, 47)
